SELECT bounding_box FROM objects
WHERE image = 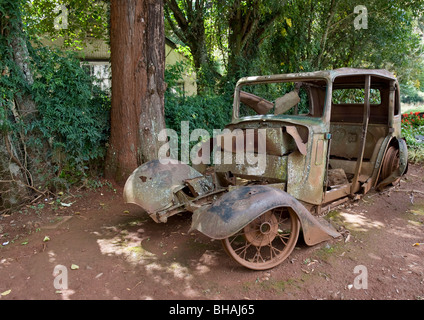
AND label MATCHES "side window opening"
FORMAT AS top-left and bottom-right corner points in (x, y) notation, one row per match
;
(332, 88), (381, 105)
(330, 86), (387, 124)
